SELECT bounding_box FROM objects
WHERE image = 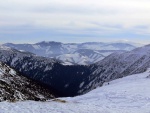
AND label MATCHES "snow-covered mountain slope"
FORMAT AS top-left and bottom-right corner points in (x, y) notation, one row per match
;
(1, 70), (150, 113)
(94, 44), (150, 77)
(0, 62), (55, 102)
(56, 53), (90, 65)
(78, 44), (150, 94)
(56, 49), (108, 65)
(3, 41), (136, 65)
(0, 44), (150, 97)
(0, 46), (92, 97)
